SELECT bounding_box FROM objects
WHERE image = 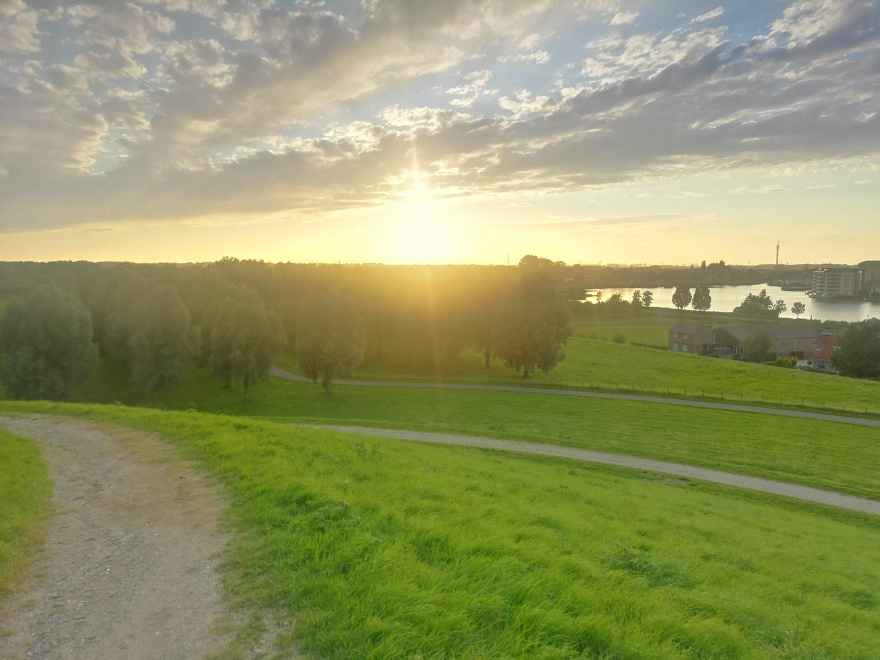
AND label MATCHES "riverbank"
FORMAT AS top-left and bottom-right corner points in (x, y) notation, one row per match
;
(583, 283), (880, 323)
